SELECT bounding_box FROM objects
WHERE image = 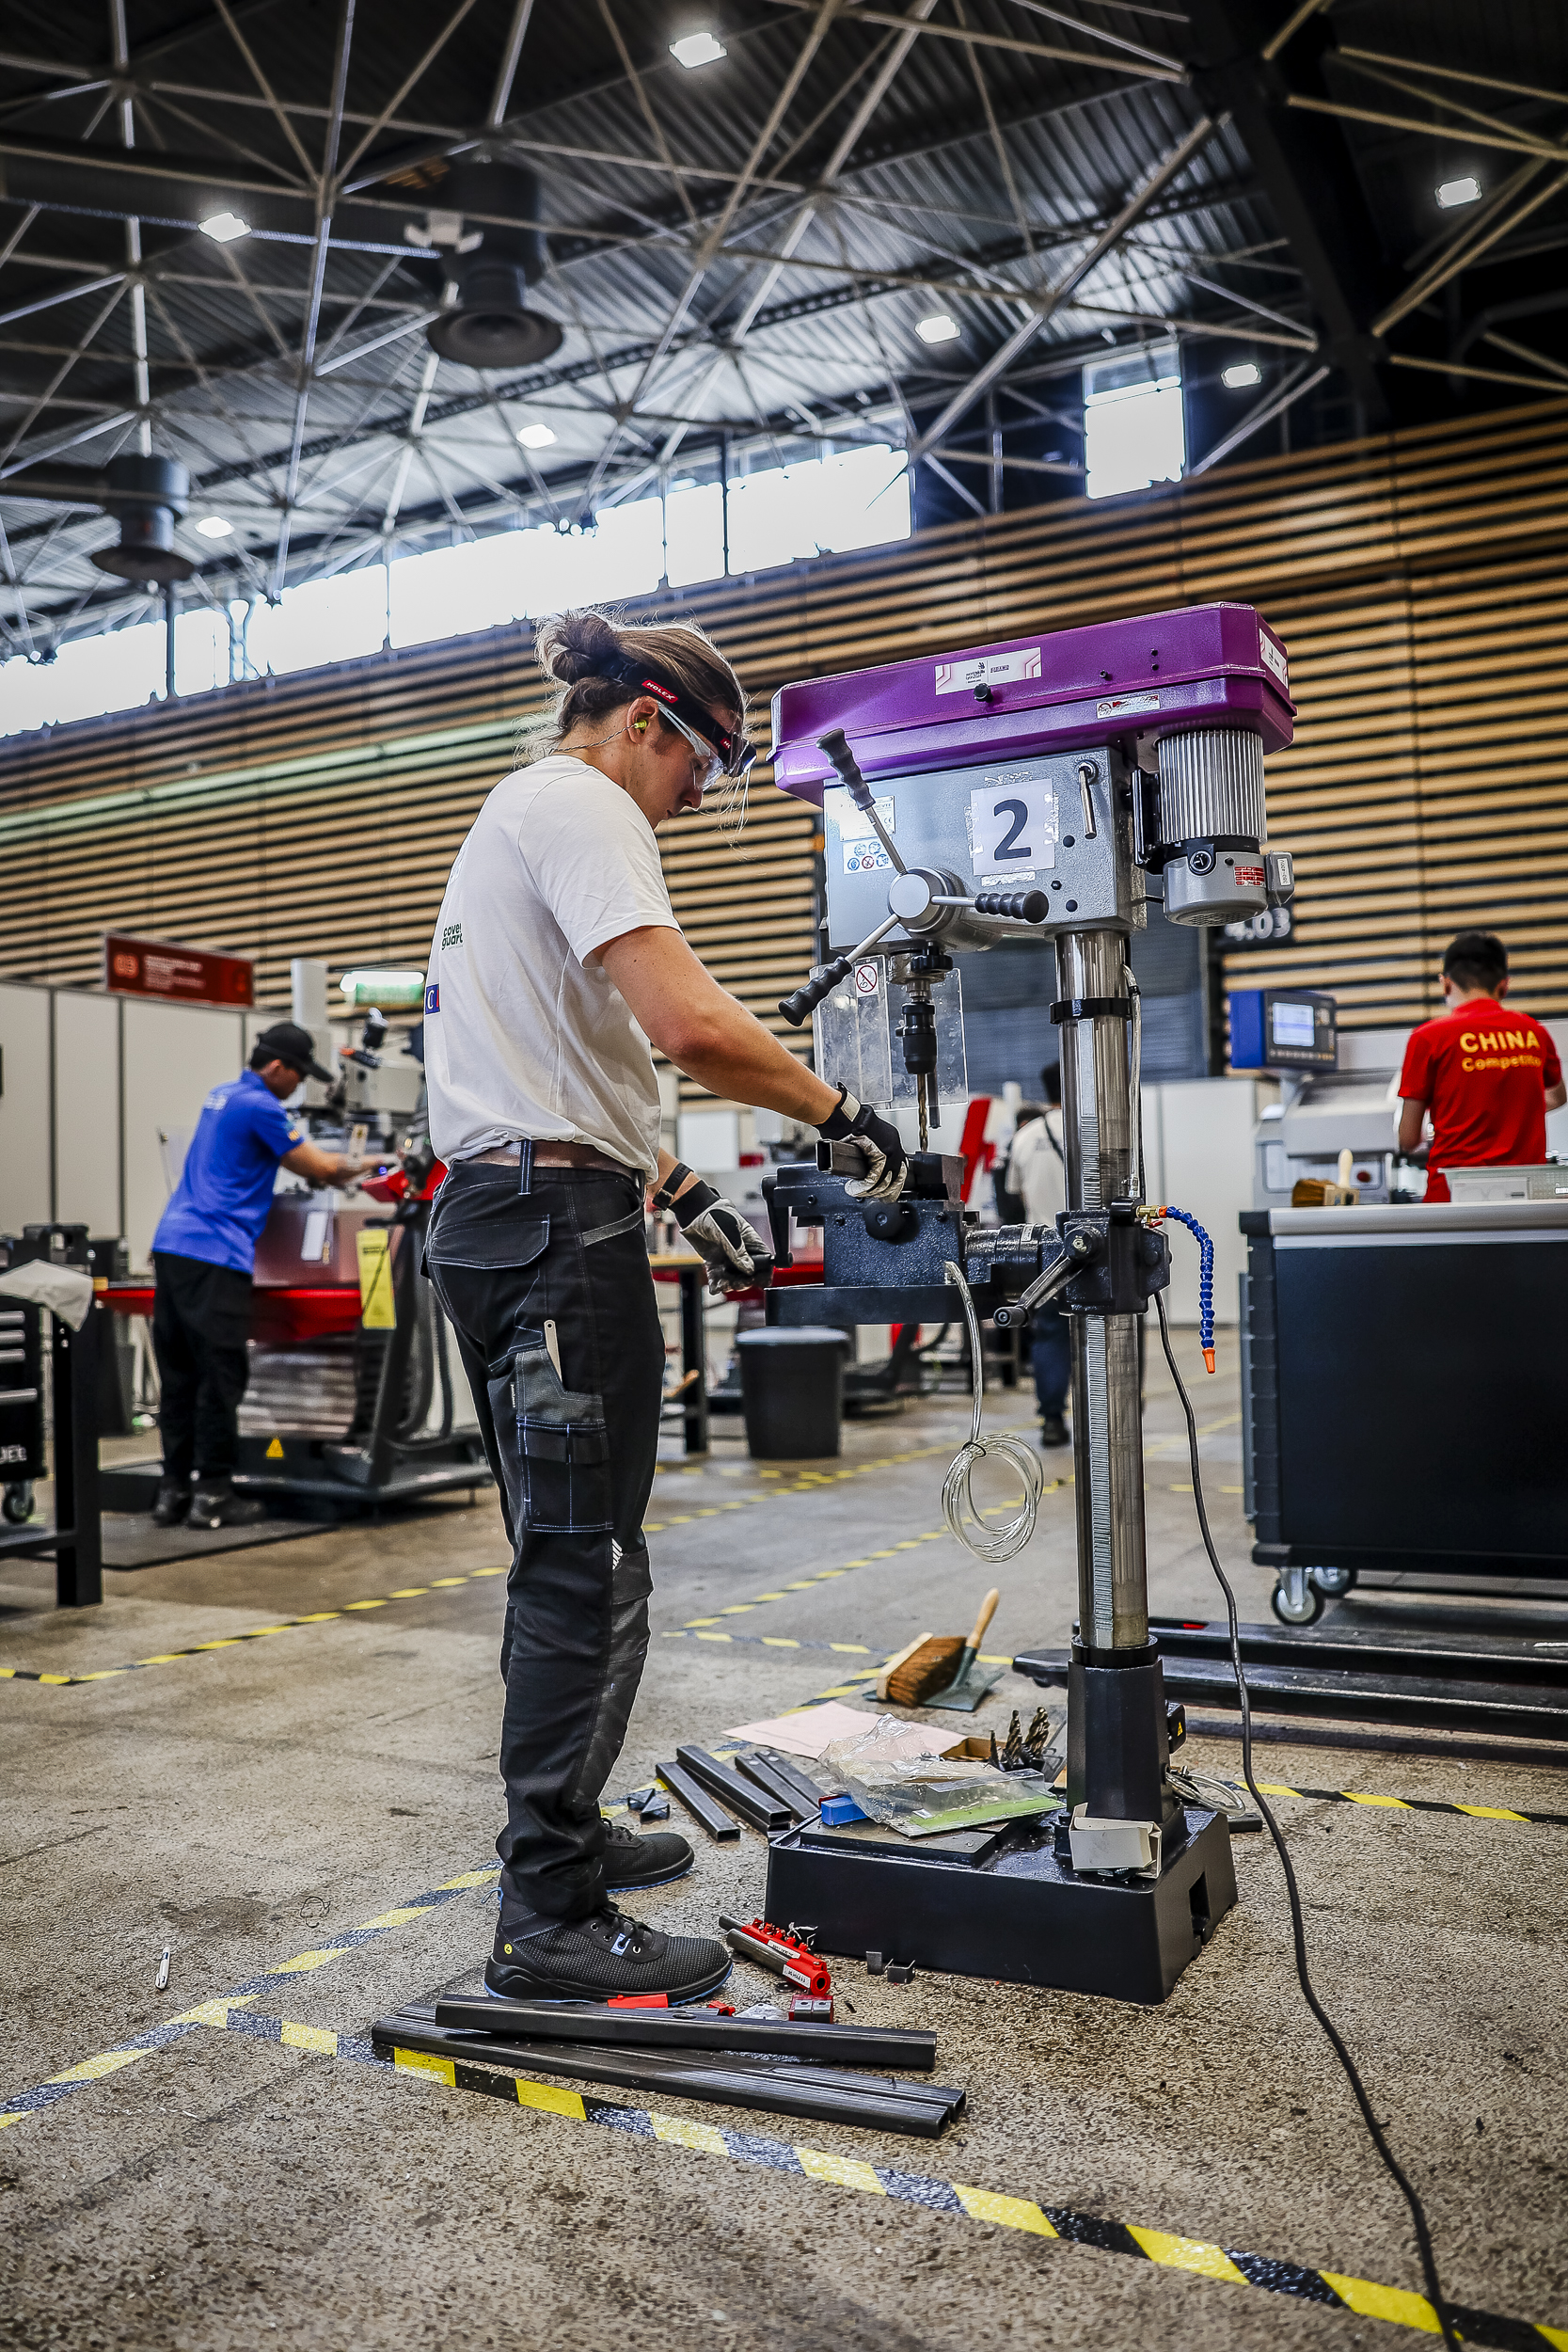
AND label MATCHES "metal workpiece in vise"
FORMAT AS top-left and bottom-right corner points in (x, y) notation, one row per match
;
(759, 606), (1297, 2003)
